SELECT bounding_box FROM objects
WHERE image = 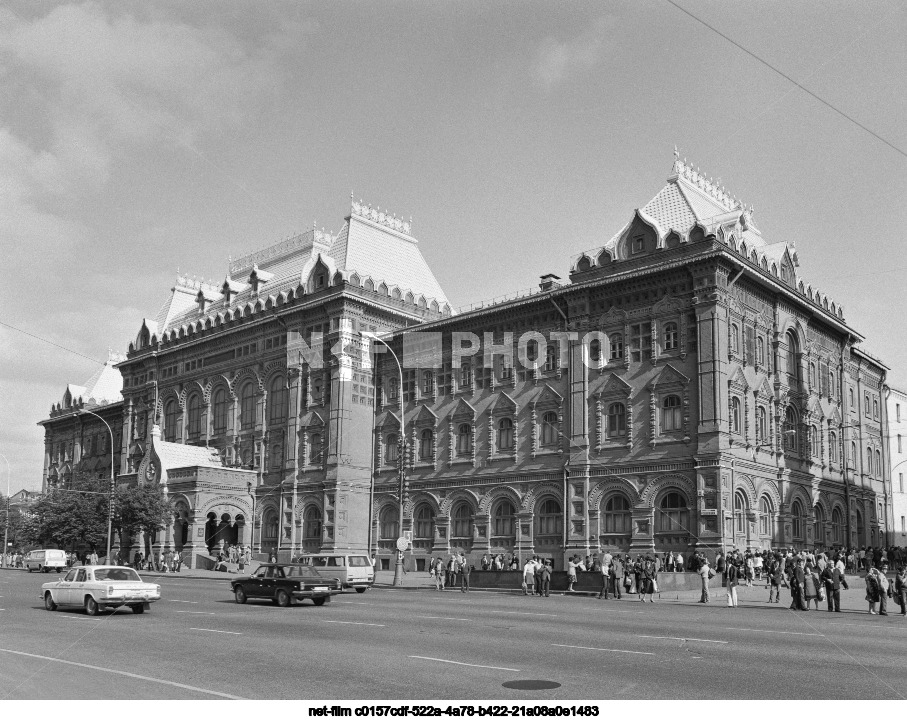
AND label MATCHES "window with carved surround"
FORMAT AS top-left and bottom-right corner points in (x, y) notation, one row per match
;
(756, 336), (765, 366)
(213, 388), (227, 434)
(630, 323), (651, 362)
(164, 400), (179, 442)
(730, 323), (740, 356)
(829, 431), (837, 463)
(540, 411), (558, 447)
(239, 384), (255, 429)
(419, 429), (434, 461)
(784, 407), (798, 453)
(385, 433), (398, 465)
(421, 371), (434, 396)
(459, 362), (472, 389)
(608, 402), (626, 438)
(610, 334), (624, 361)
(456, 423), (472, 456)
(809, 425), (818, 457)
(756, 406), (767, 443)
(663, 322), (678, 351)
(730, 397), (741, 434)
(497, 418), (515, 452)
(544, 344), (558, 372)
(661, 395), (682, 433)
